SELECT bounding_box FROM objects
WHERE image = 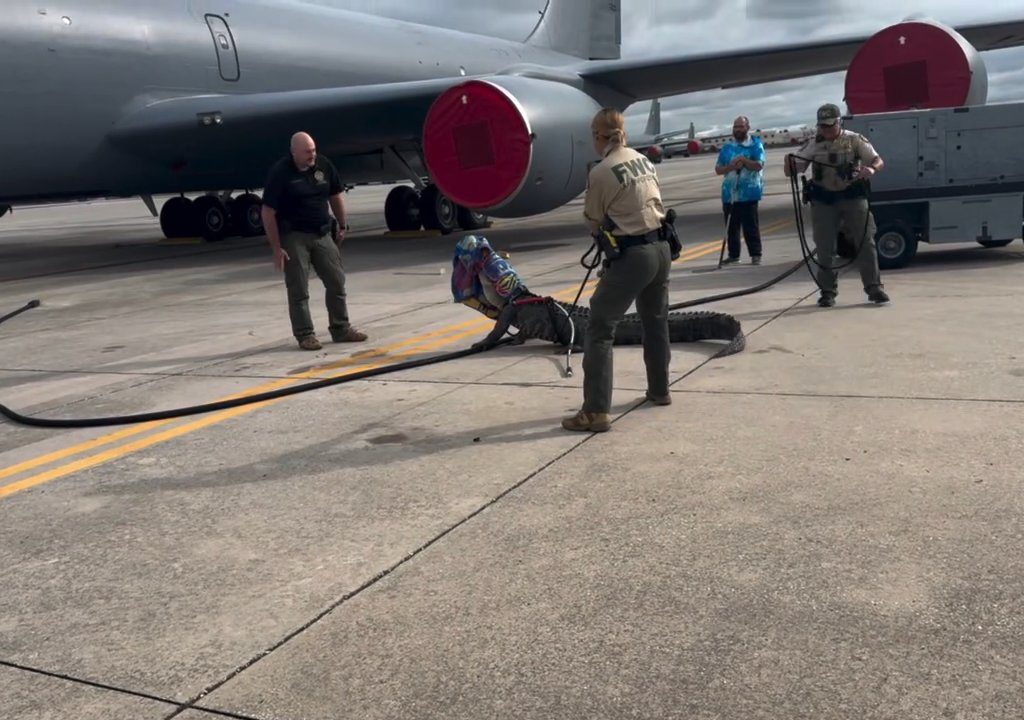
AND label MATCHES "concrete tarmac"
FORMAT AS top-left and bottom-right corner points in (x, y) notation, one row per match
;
(1, 149), (1022, 719)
